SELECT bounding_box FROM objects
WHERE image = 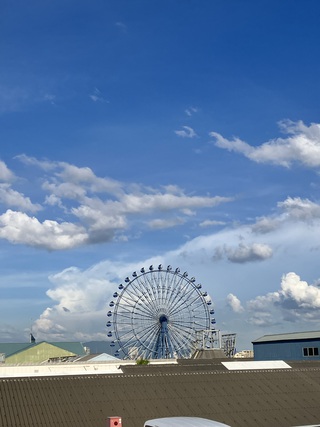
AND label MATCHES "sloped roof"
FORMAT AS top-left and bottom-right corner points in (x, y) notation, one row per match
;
(0, 341), (86, 358)
(85, 353), (119, 362)
(1, 358), (320, 427)
(252, 330), (320, 343)
(49, 342), (86, 356)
